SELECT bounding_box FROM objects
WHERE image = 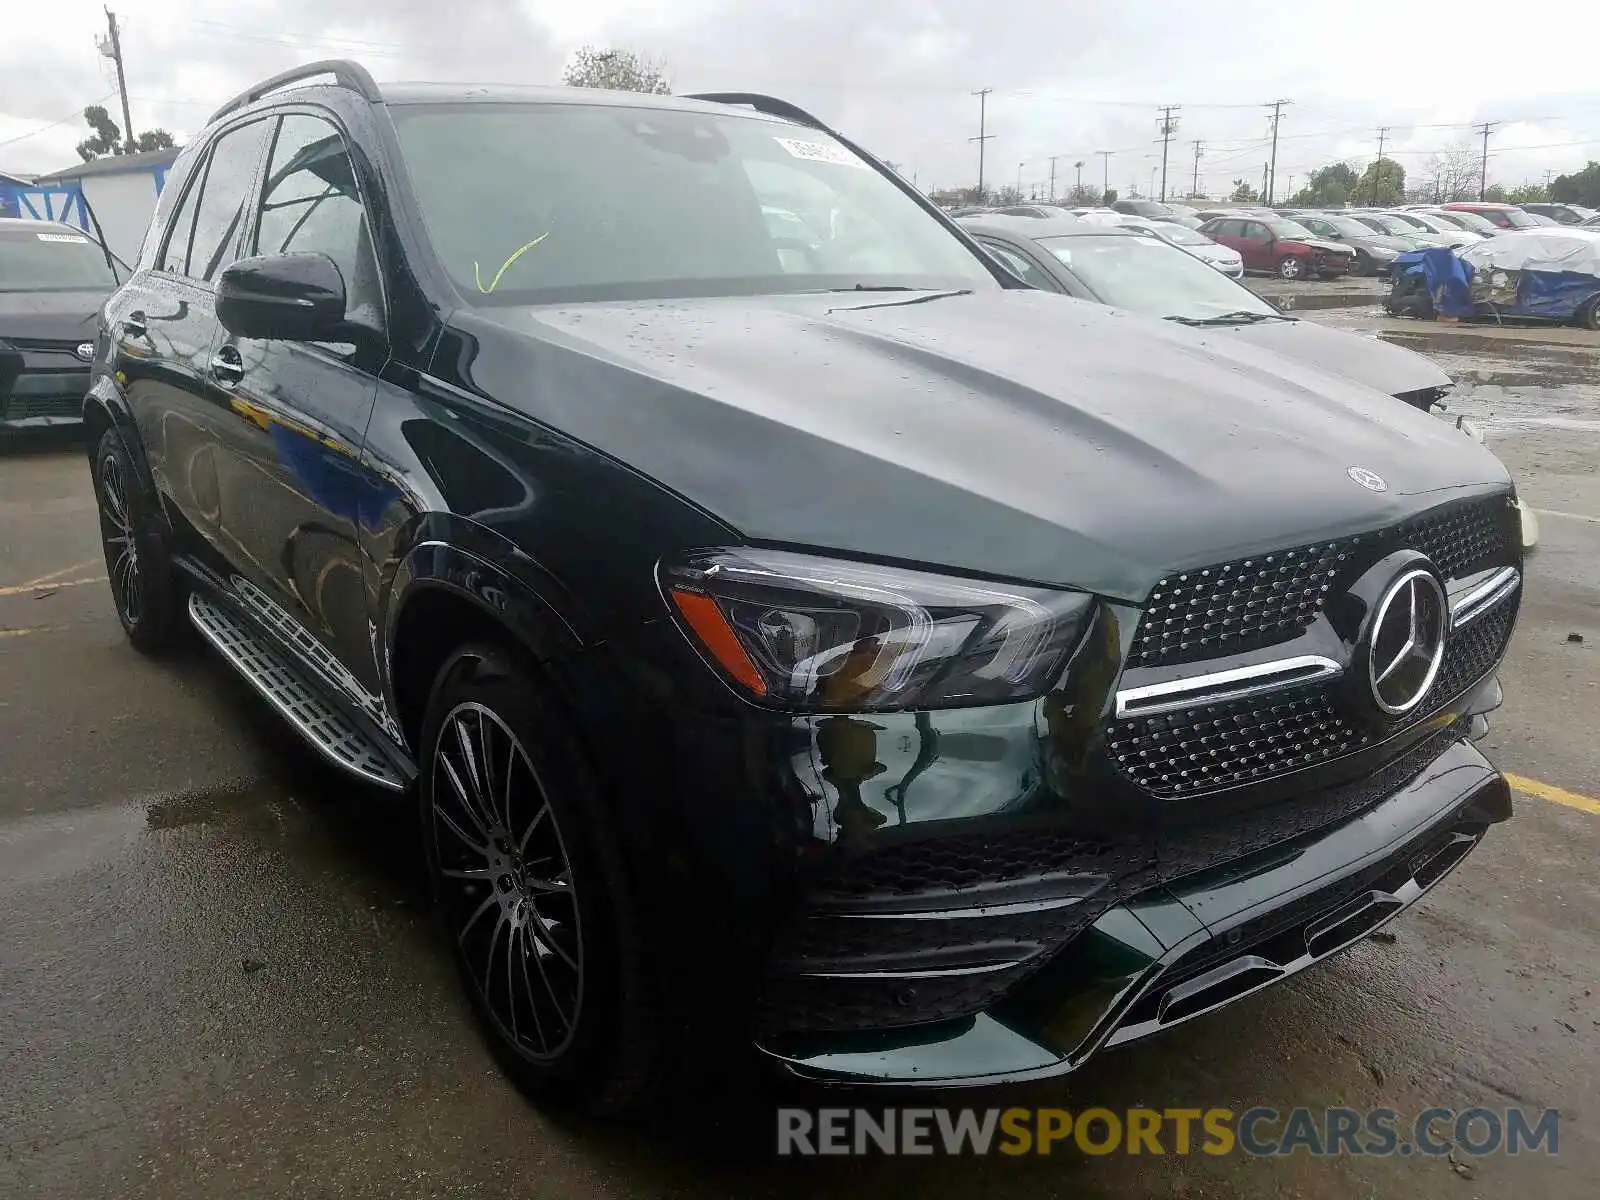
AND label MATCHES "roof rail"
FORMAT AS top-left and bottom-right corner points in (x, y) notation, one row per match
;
(208, 60), (382, 126)
(683, 92), (829, 132)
